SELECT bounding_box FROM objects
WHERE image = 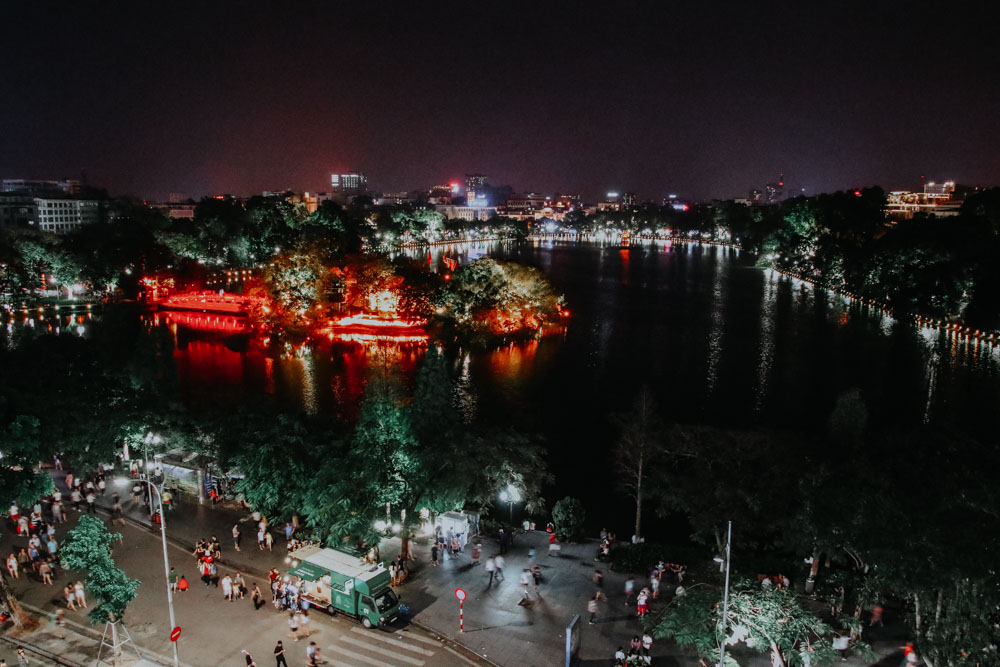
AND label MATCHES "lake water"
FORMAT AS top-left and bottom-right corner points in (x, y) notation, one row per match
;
(6, 239), (1000, 532)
